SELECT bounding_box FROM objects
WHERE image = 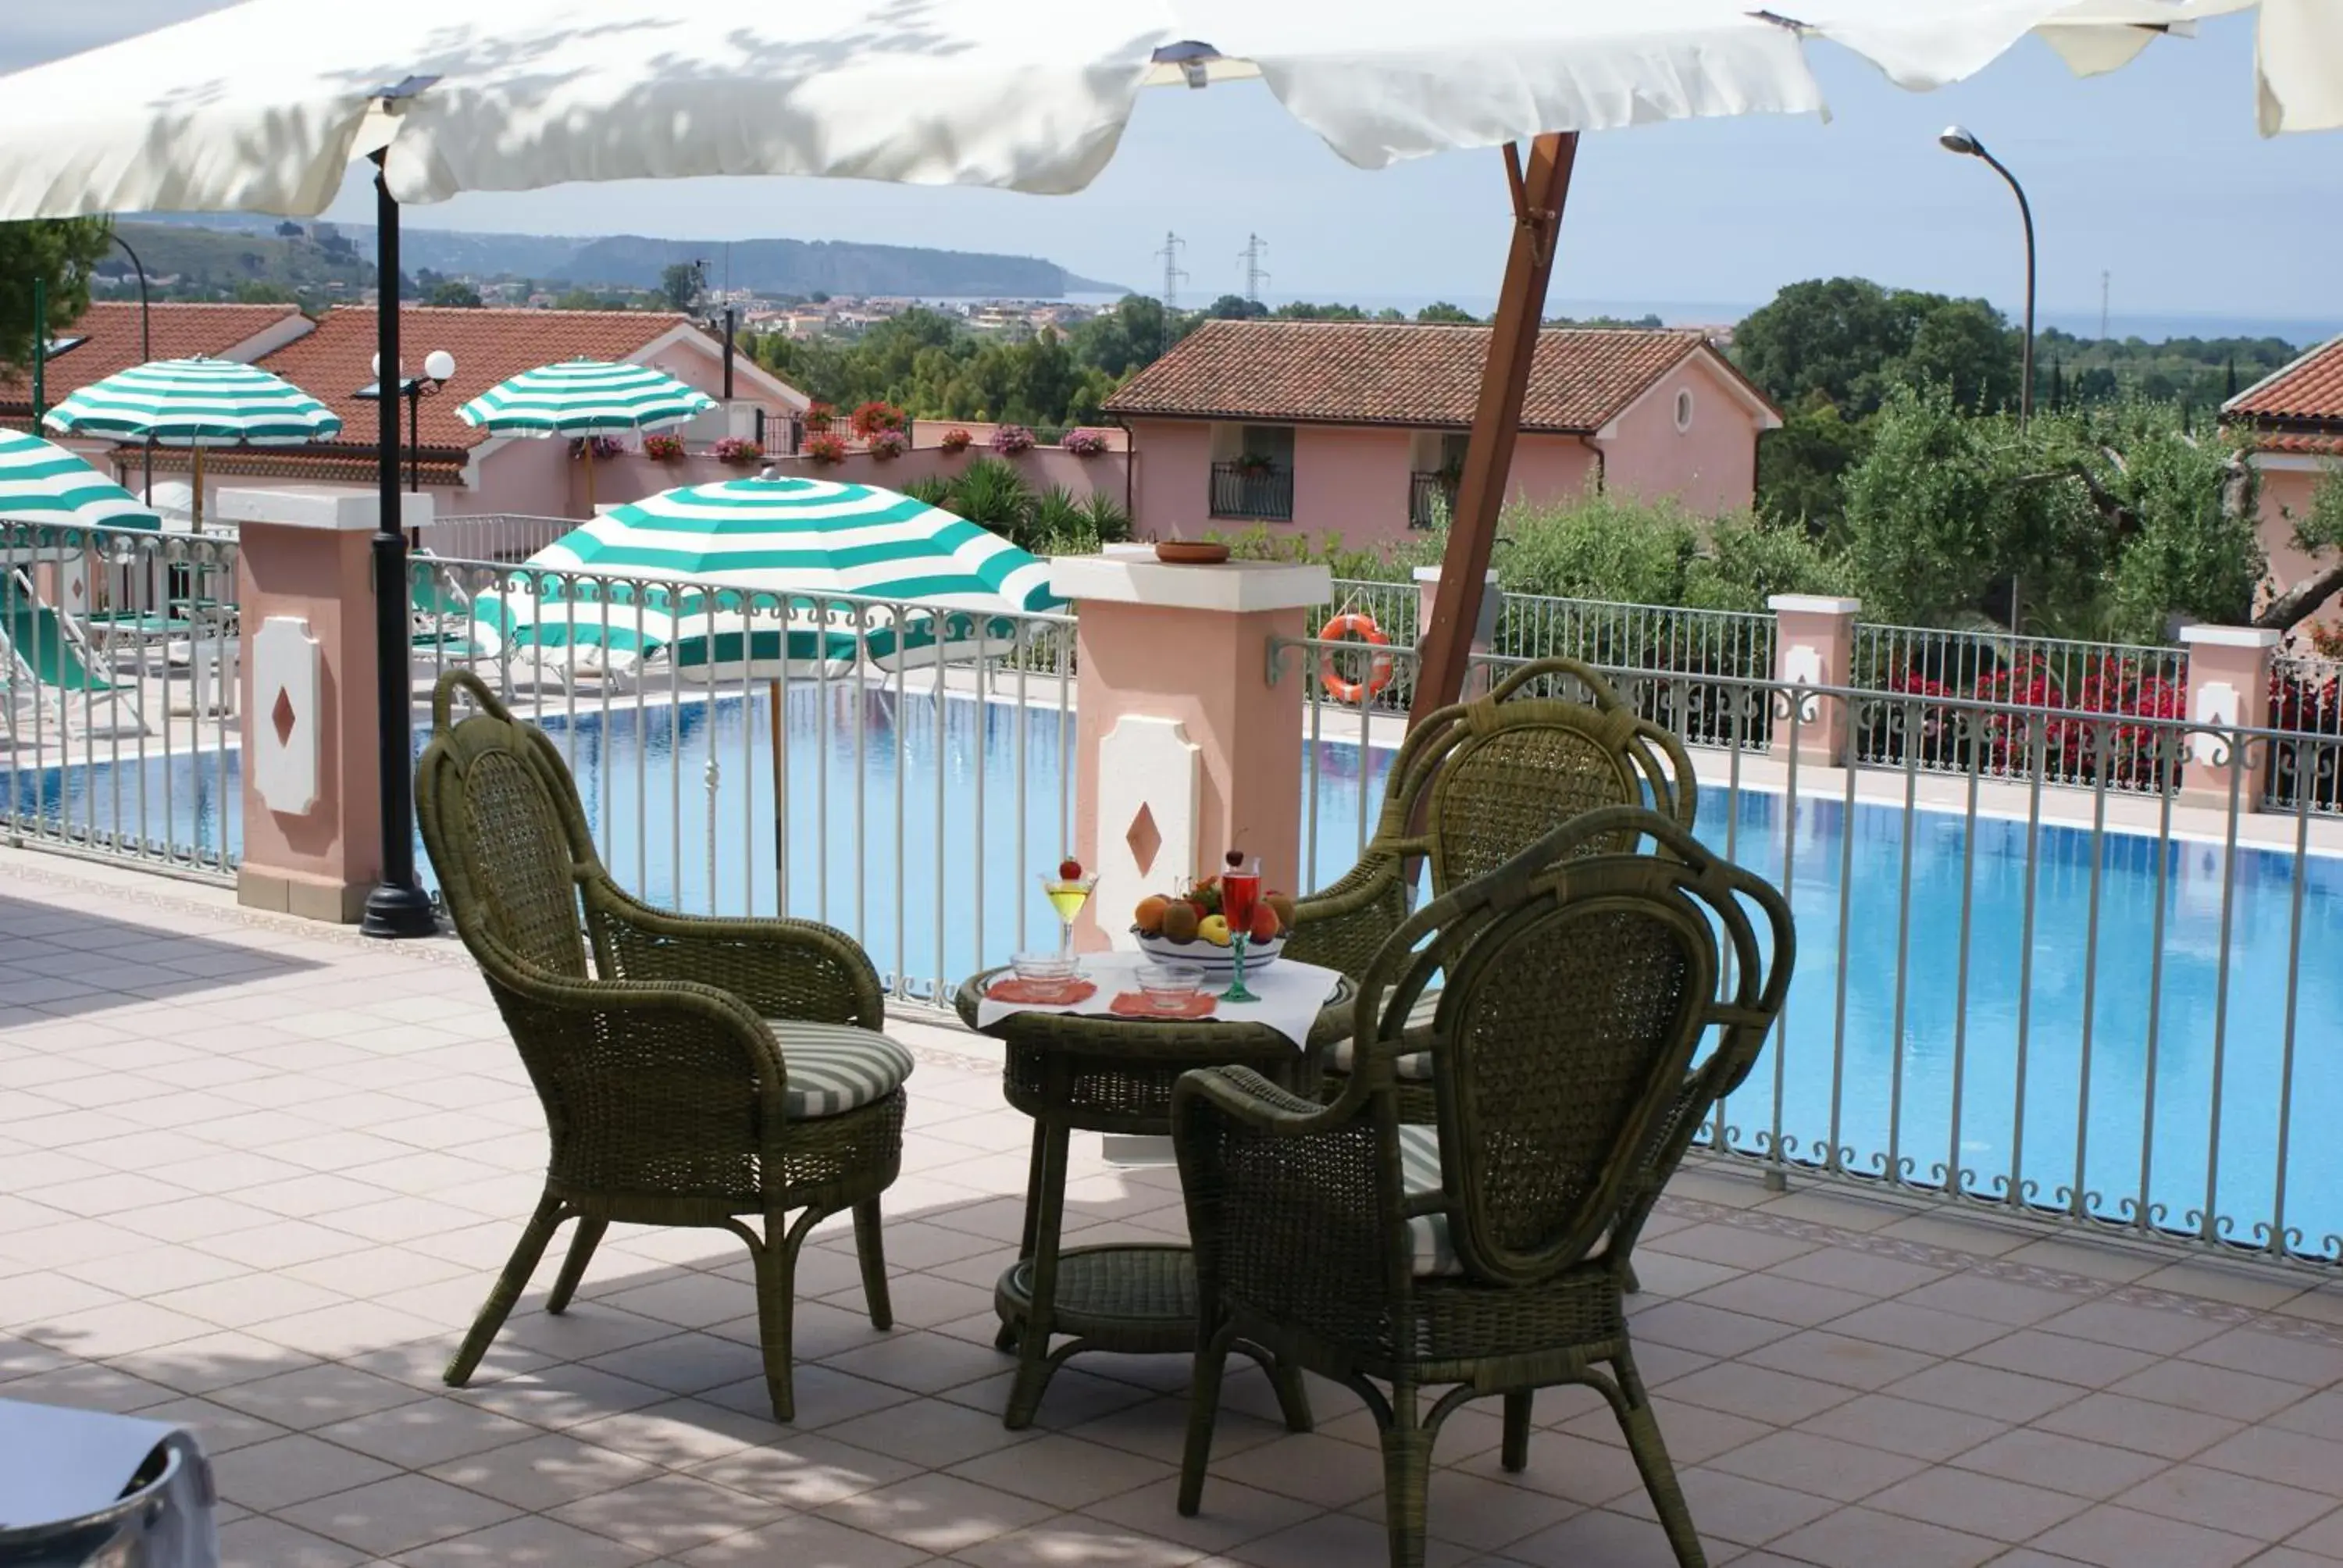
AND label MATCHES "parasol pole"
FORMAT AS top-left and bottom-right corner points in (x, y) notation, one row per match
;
(1408, 131), (1579, 728)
